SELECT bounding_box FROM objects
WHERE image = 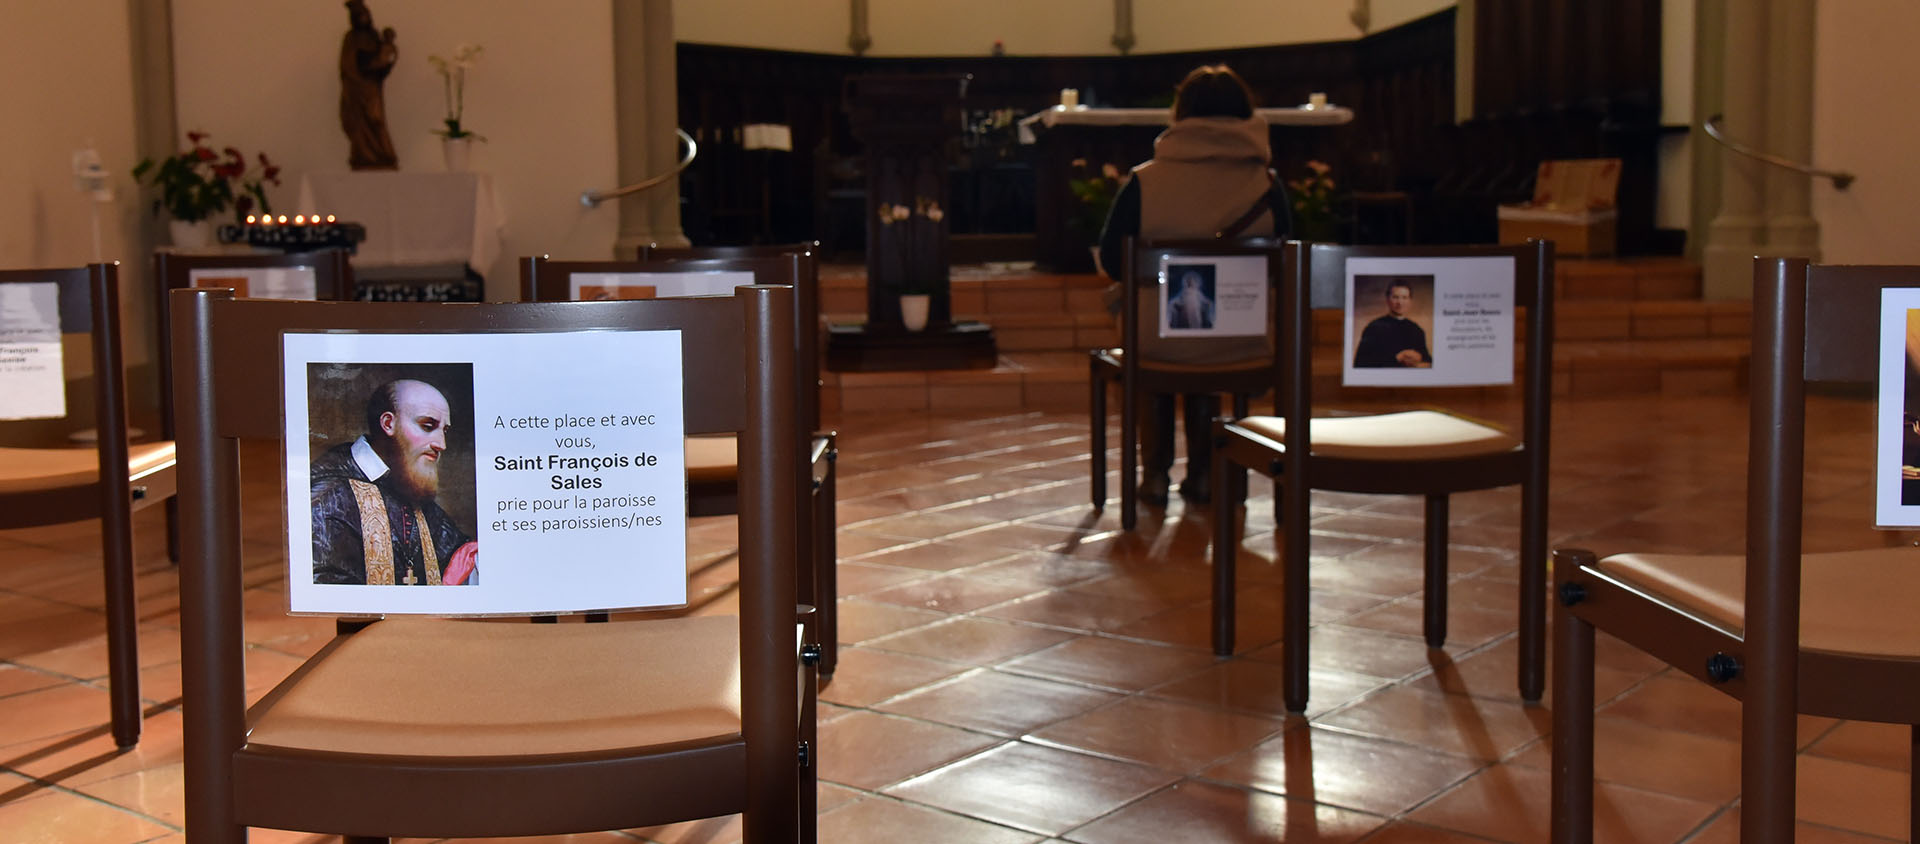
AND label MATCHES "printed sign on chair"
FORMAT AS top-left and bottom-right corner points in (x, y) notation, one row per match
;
(282, 330), (689, 615)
